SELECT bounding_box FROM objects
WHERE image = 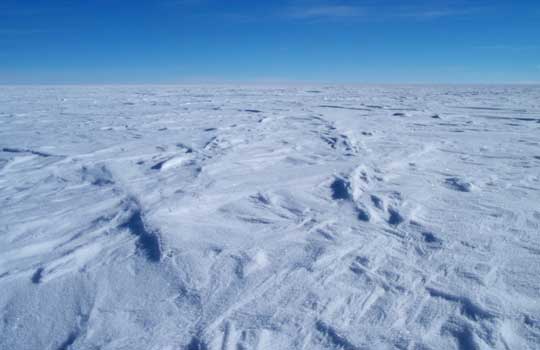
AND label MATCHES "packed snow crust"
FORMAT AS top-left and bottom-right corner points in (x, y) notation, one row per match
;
(0, 85), (539, 349)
